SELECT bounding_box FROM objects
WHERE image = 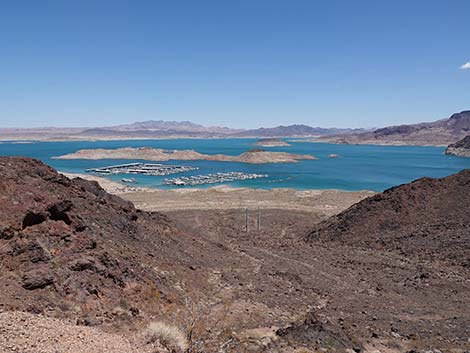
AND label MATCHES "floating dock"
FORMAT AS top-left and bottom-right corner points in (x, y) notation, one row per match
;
(163, 172), (268, 186)
(86, 163), (198, 176)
